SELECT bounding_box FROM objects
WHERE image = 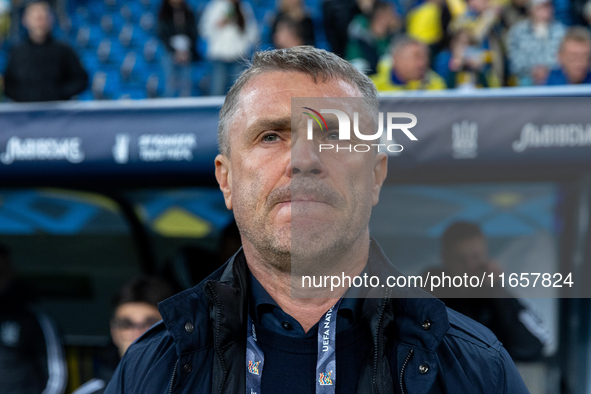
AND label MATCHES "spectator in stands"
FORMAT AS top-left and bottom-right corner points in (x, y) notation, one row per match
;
(72, 276), (175, 394)
(3, 1), (88, 102)
(157, 0), (199, 98)
(0, 244), (67, 394)
(546, 27), (591, 84)
(460, 0), (503, 44)
(371, 36), (447, 90)
(434, 27), (491, 88)
(272, 18), (305, 48)
(583, 1), (591, 26)
(423, 222), (550, 361)
(110, 277), (174, 358)
(270, 0), (315, 47)
(0, 0), (10, 43)
(499, 0), (529, 84)
(571, 0), (591, 25)
(322, 0), (369, 57)
(507, 0), (565, 86)
(500, 0), (529, 31)
(199, 0), (258, 96)
(454, 0), (504, 85)
(345, 1), (403, 75)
